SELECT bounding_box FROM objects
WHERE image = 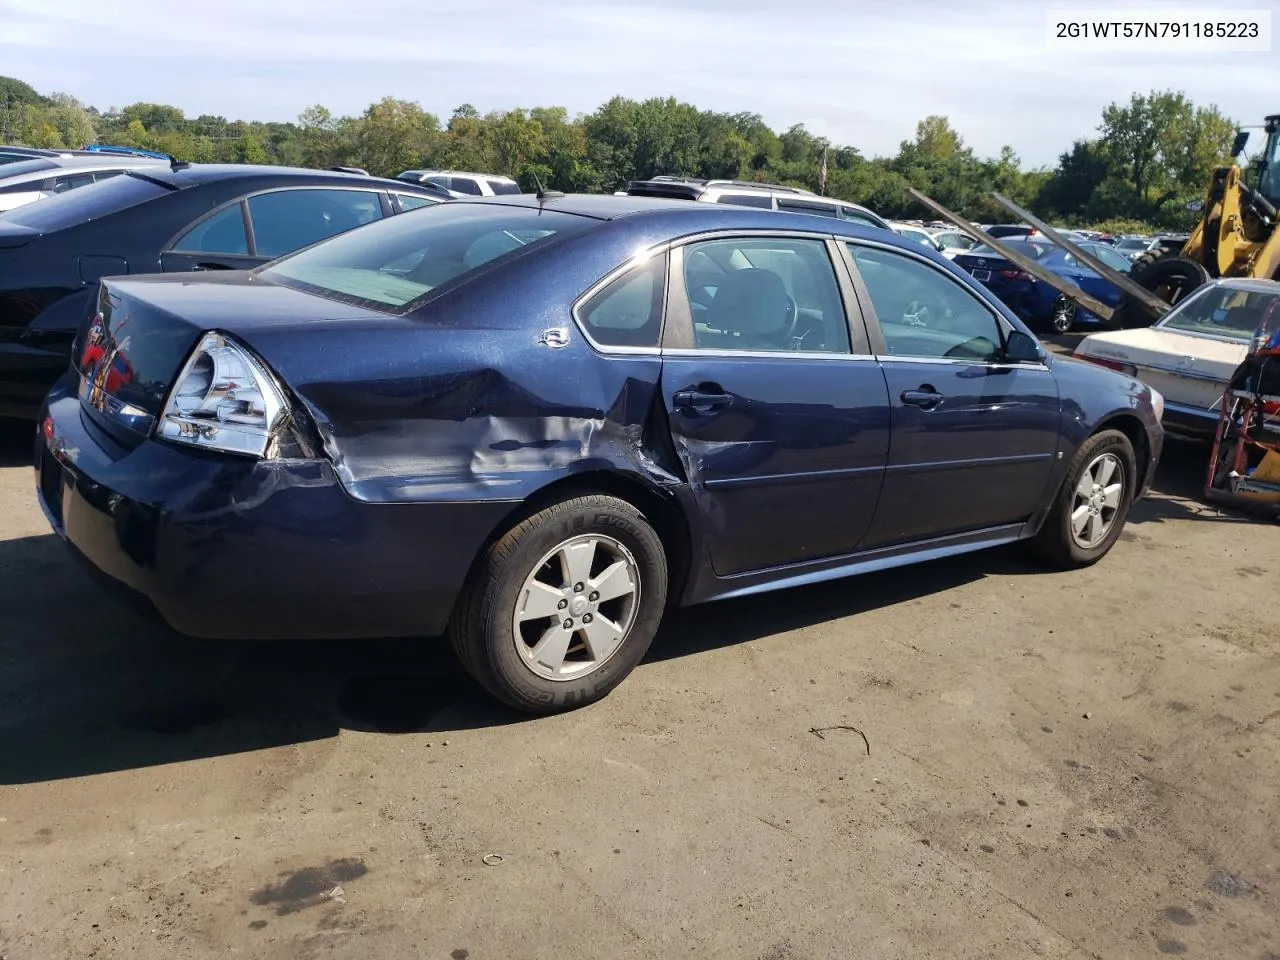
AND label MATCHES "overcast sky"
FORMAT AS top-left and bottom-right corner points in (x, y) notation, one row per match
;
(2, 0), (1276, 168)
